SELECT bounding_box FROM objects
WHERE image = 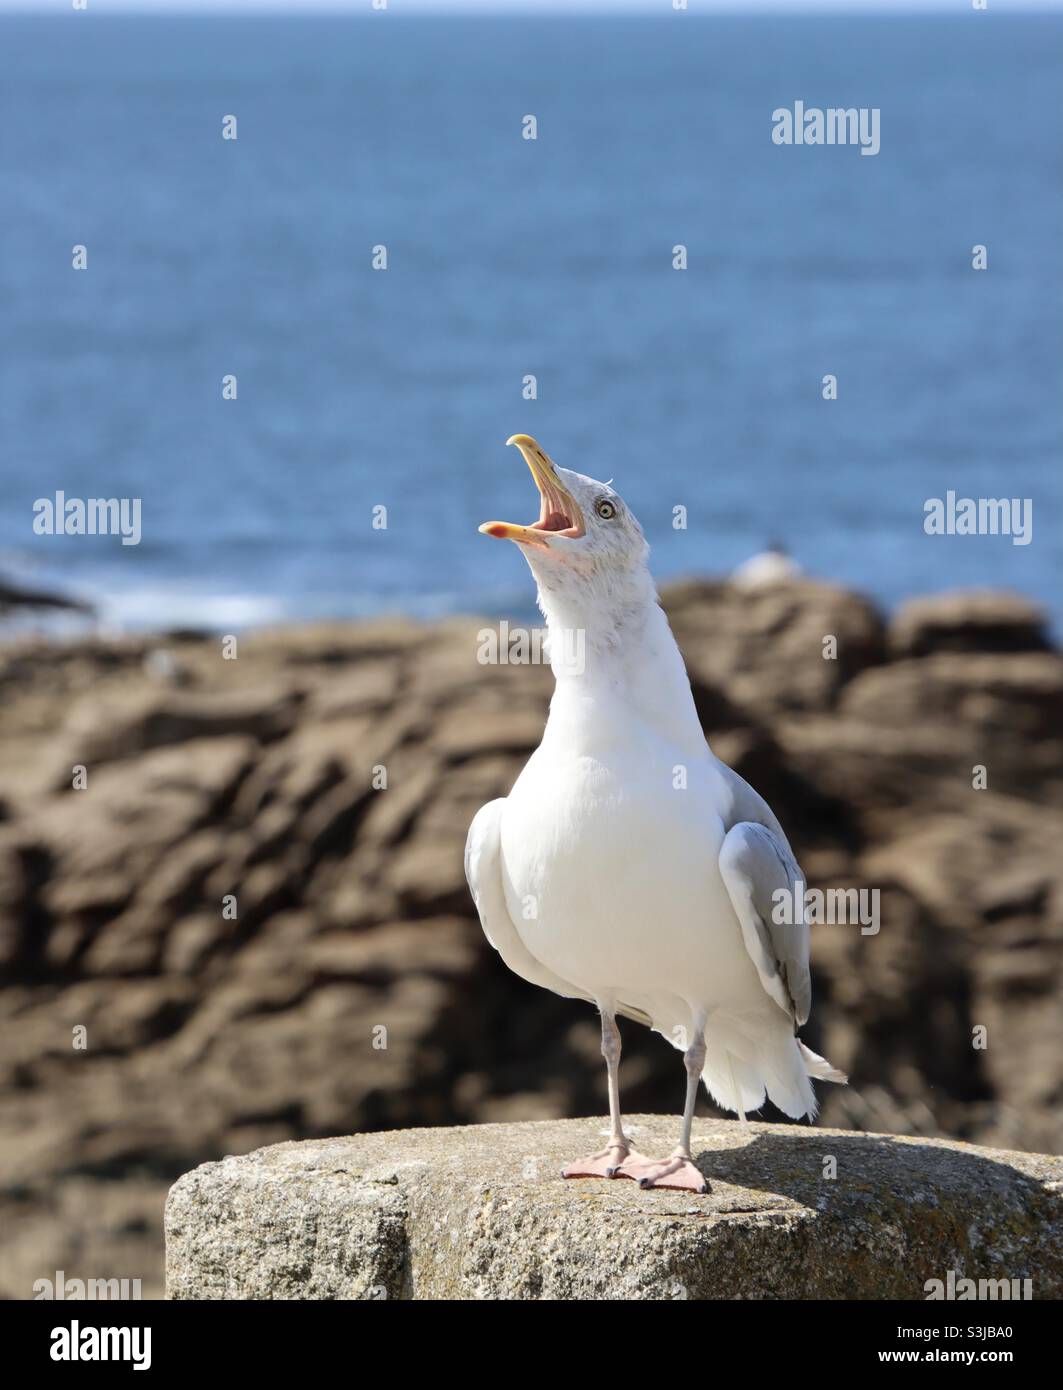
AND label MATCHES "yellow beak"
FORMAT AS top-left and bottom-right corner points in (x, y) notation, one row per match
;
(478, 435), (586, 547)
